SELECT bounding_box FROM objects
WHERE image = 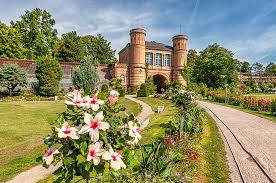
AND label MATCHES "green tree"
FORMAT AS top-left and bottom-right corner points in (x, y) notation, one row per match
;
(251, 62), (264, 75)
(241, 61), (251, 73)
(265, 62), (276, 76)
(73, 55), (99, 93)
(187, 49), (199, 67)
(55, 31), (84, 62)
(81, 34), (116, 64)
(35, 55), (62, 96)
(0, 22), (26, 58)
(0, 64), (27, 95)
(11, 8), (57, 59)
(193, 43), (238, 88)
